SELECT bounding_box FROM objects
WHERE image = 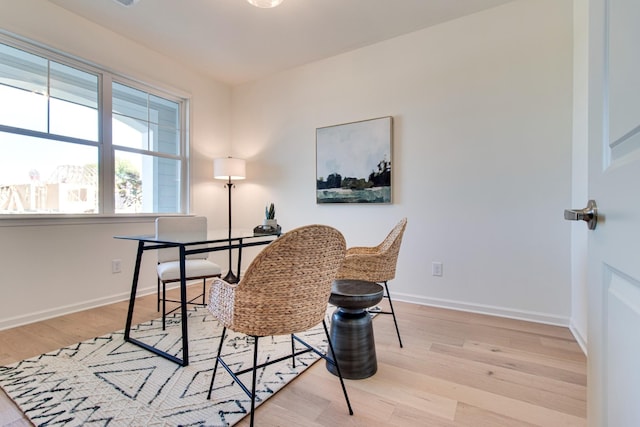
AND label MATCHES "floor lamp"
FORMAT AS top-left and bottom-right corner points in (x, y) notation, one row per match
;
(214, 156), (246, 284)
